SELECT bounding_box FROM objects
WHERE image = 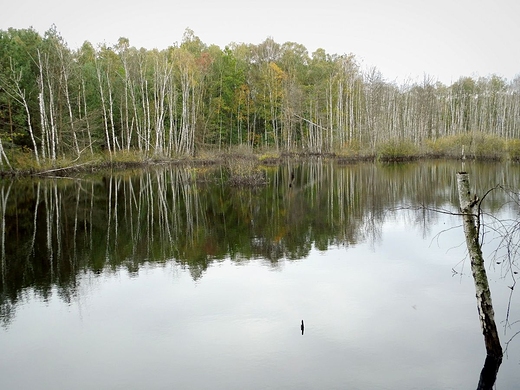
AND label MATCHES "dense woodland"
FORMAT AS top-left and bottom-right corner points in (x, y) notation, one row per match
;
(1, 26), (520, 168)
